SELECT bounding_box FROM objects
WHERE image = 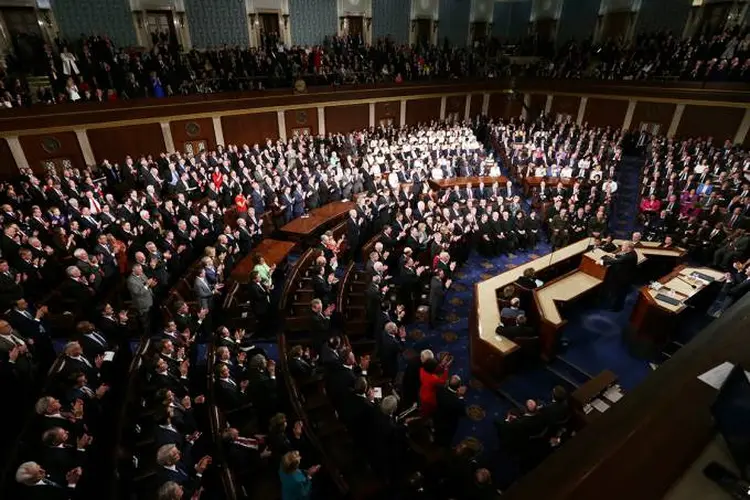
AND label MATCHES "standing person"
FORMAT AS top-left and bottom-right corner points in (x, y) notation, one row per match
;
(434, 375), (467, 447)
(279, 450), (320, 500)
(429, 268), (451, 328)
(127, 263), (155, 333)
(601, 240), (638, 311)
(419, 354), (451, 418)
